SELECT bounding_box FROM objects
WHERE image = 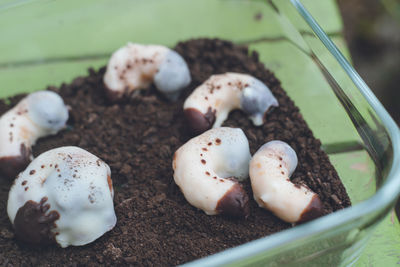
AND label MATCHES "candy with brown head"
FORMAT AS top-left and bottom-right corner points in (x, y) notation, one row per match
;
(173, 127), (251, 218)
(249, 141), (323, 223)
(0, 91), (68, 179)
(103, 43), (191, 102)
(7, 146), (116, 247)
(183, 73), (278, 134)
